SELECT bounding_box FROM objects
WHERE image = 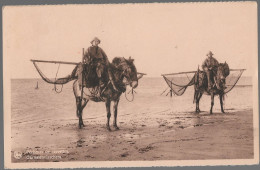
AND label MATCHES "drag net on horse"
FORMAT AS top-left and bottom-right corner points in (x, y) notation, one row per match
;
(162, 69), (245, 96)
(32, 61), (77, 84)
(162, 71), (196, 96)
(224, 69), (246, 94)
(32, 60), (146, 93)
